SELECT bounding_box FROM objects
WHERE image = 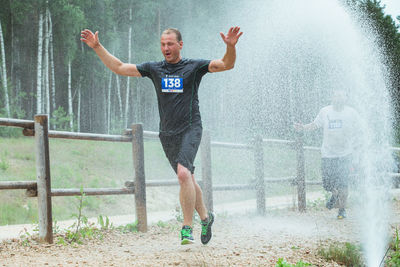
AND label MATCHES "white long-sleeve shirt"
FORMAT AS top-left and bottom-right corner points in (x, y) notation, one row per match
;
(313, 105), (362, 158)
